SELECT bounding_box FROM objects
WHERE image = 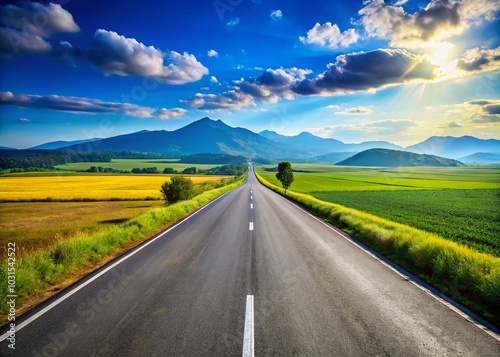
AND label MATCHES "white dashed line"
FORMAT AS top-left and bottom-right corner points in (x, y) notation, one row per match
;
(242, 295), (255, 357)
(249, 222), (254, 231)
